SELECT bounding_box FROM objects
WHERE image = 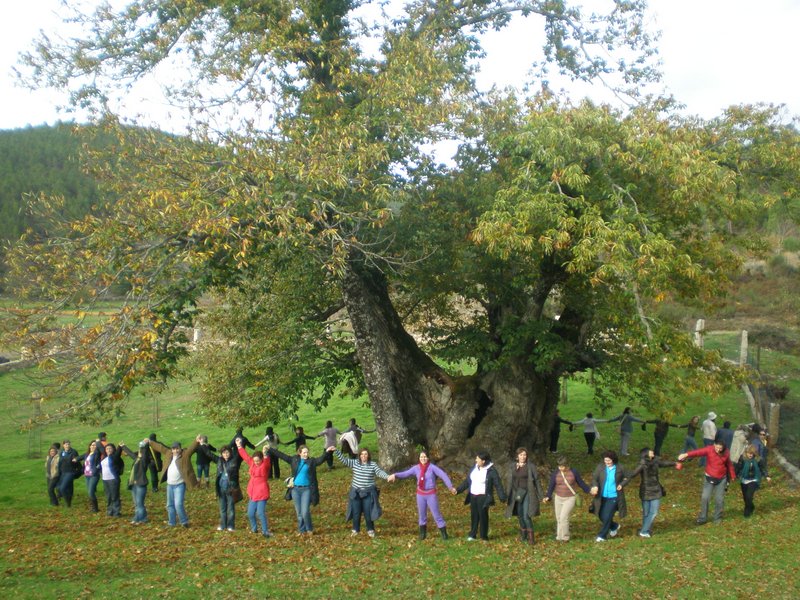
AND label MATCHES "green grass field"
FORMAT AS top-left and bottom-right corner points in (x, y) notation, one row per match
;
(0, 365), (798, 599)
